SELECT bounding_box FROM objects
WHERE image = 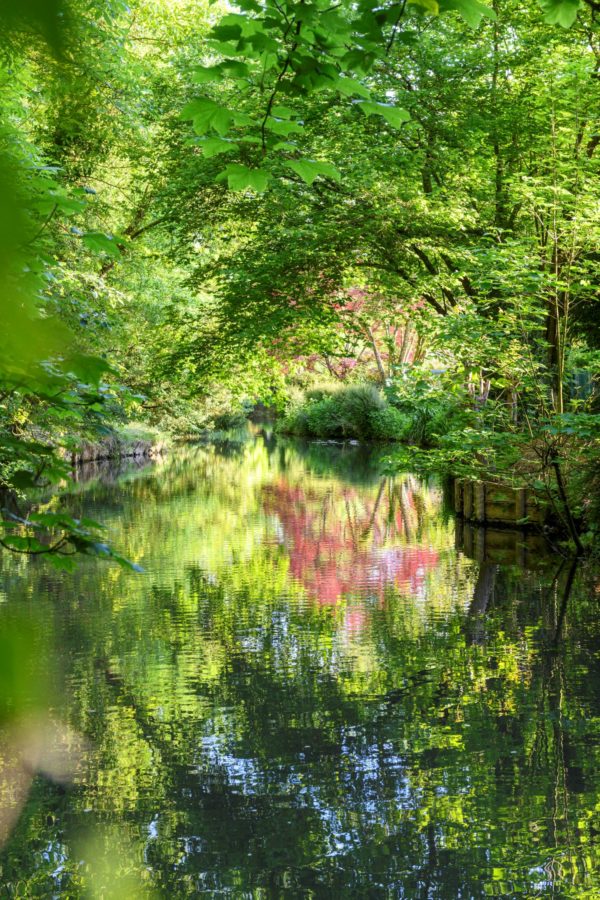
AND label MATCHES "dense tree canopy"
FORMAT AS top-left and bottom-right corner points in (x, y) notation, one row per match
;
(2, 1), (600, 894)
(0, 0), (599, 557)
